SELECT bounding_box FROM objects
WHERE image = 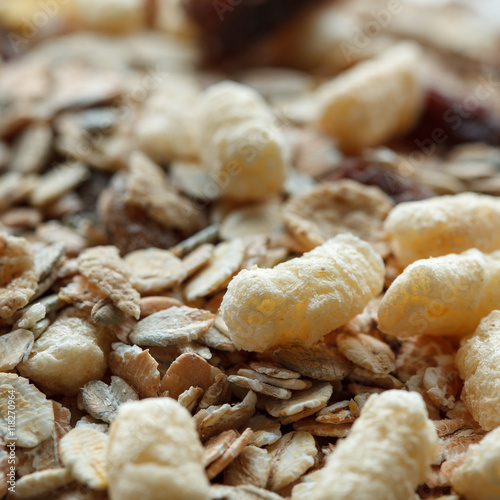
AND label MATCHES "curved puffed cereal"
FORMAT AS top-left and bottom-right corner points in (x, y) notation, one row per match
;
(378, 249), (500, 338)
(107, 398), (210, 500)
(385, 192), (500, 267)
(315, 43), (423, 153)
(451, 426), (500, 500)
(456, 311), (500, 431)
(221, 234), (384, 352)
(18, 309), (111, 396)
(304, 390), (437, 500)
(196, 81), (287, 201)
